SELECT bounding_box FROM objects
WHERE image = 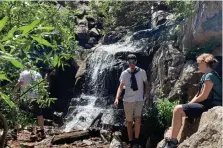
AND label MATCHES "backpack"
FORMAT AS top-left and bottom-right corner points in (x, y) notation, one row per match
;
(197, 71), (222, 105)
